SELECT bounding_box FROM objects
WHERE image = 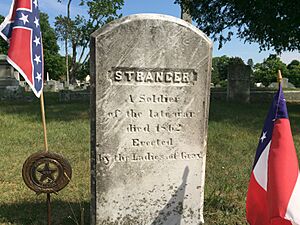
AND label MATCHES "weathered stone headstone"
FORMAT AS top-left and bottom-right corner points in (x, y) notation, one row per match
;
(0, 55), (18, 89)
(0, 55), (22, 99)
(227, 63), (251, 103)
(91, 14), (212, 225)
